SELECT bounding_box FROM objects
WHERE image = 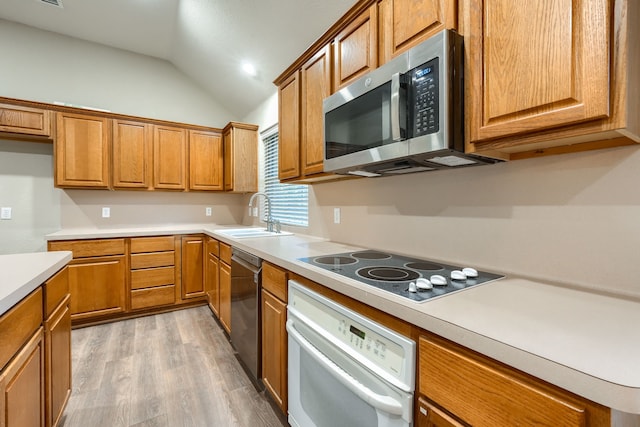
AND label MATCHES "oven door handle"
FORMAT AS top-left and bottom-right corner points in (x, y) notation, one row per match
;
(287, 319), (404, 416)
